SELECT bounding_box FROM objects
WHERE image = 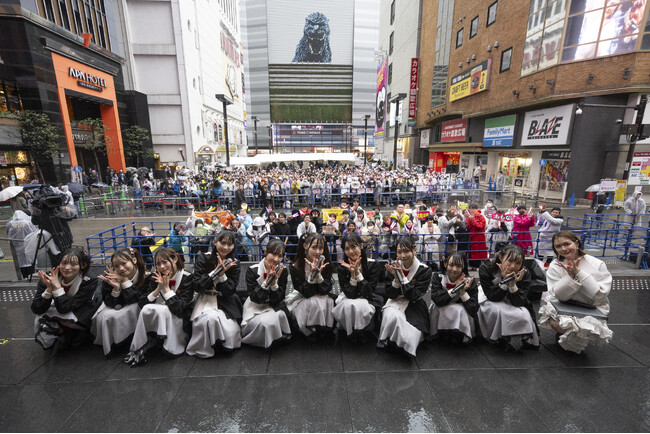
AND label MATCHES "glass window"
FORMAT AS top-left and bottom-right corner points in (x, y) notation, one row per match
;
(456, 27), (463, 47)
(388, 63), (393, 84)
(562, 0), (647, 62)
(487, 1), (498, 26)
(84, 1), (95, 42)
(522, 0), (567, 76)
(389, 32), (394, 54)
(639, 2), (650, 49)
(470, 16), (479, 38)
(390, 0), (395, 24)
(58, 0), (71, 30)
(500, 47), (513, 72)
(72, 0), (83, 34)
(43, 0), (56, 22)
(431, 0), (454, 108)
